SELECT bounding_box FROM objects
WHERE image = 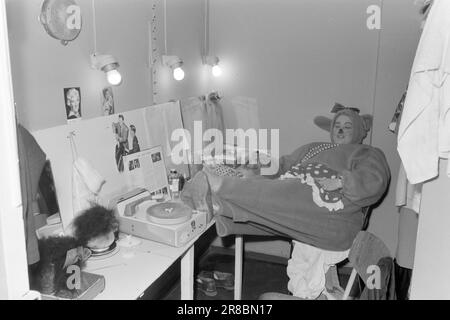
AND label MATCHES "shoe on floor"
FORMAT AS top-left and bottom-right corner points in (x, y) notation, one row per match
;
(198, 270), (234, 291)
(196, 273), (217, 297)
